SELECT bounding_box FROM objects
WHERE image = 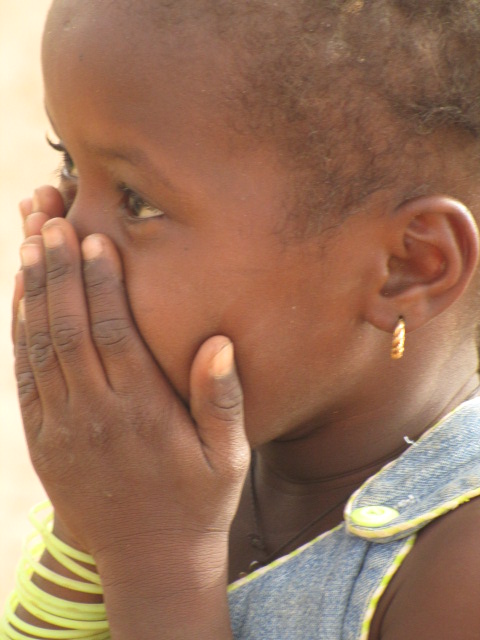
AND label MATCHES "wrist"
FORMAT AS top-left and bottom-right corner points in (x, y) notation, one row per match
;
(104, 579), (233, 640)
(51, 513), (86, 553)
(97, 535), (232, 640)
